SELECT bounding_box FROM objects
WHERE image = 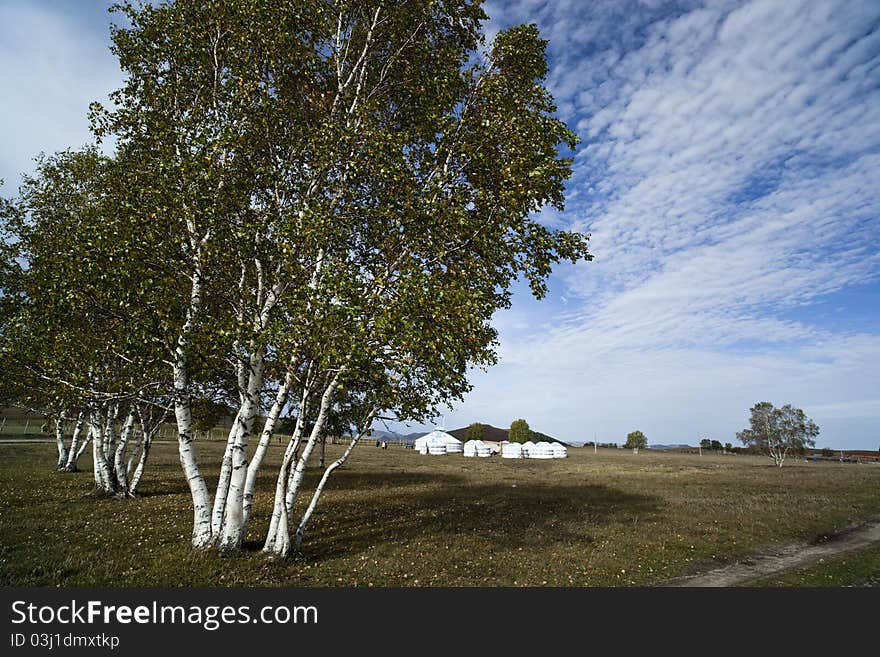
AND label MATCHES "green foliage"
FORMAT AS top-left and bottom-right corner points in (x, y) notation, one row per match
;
(624, 430), (647, 450)
(190, 399), (231, 434)
(466, 422), (485, 441)
(700, 438), (711, 449)
(509, 418), (530, 443)
(736, 402), (819, 467)
(88, 0), (592, 433)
